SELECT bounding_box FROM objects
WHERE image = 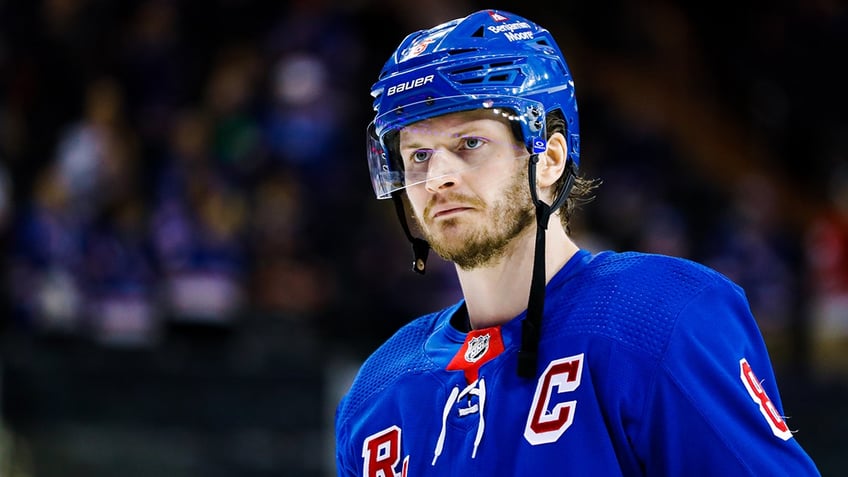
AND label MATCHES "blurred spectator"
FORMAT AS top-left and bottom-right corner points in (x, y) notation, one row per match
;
(149, 109), (249, 327)
(259, 0), (360, 206)
(119, 0), (184, 149)
(8, 164), (87, 334)
(805, 160), (848, 380)
(703, 174), (801, 357)
(261, 51), (342, 178)
(82, 192), (159, 348)
(54, 76), (138, 221)
(203, 44), (266, 184)
(247, 167), (338, 319)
